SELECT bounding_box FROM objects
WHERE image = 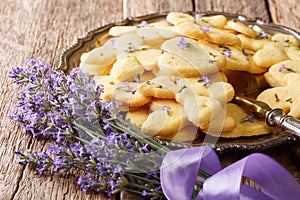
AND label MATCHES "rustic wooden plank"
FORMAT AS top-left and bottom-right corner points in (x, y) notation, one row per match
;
(0, 0), (123, 199)
(268, 0), (300, 31)
(123, 0), (193, 17)
(195, 0), (270, 22)
(1, 1), (299, 200)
